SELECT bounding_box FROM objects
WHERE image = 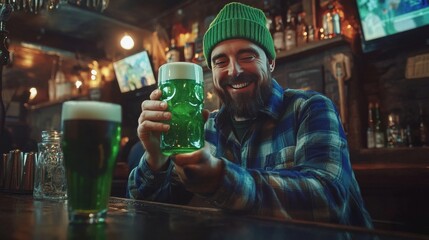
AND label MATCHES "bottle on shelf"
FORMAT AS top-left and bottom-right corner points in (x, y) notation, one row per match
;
(386, 112), (402, 148)
(192, 15), (206, 67)
(184, 21), (198, 62)
(52, 57), (72, 100)
(184, 42), (195, 62)
(419, 104), (427, 146)
(263, 0), (274, 35)
(284, 9), (297, 51)
(322, 1), (342, 39)
(273, 15), (285, 52)
(296, 12), (308, 47)
(171, 9), (188, 47)
(366, 102), (375, 149)
(307, 24), (316, 42)
(405, 124), (413, 148)
(165, 39), (181, 63)
(374, 102), (385, 148)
